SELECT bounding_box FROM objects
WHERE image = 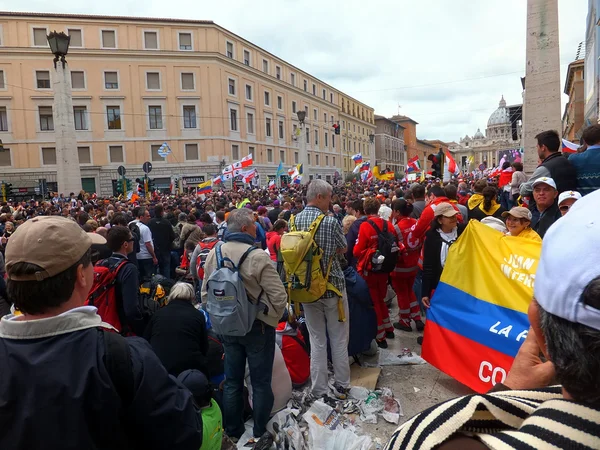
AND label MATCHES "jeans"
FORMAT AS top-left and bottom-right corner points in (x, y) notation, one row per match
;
(303, 293), (350, 396)
(221, 320), (275, 439)
(500, 190), (513, 211)
(138, 258), (156, 282)
(413, 269), (423, 310)
(156, 252), (171, 279)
